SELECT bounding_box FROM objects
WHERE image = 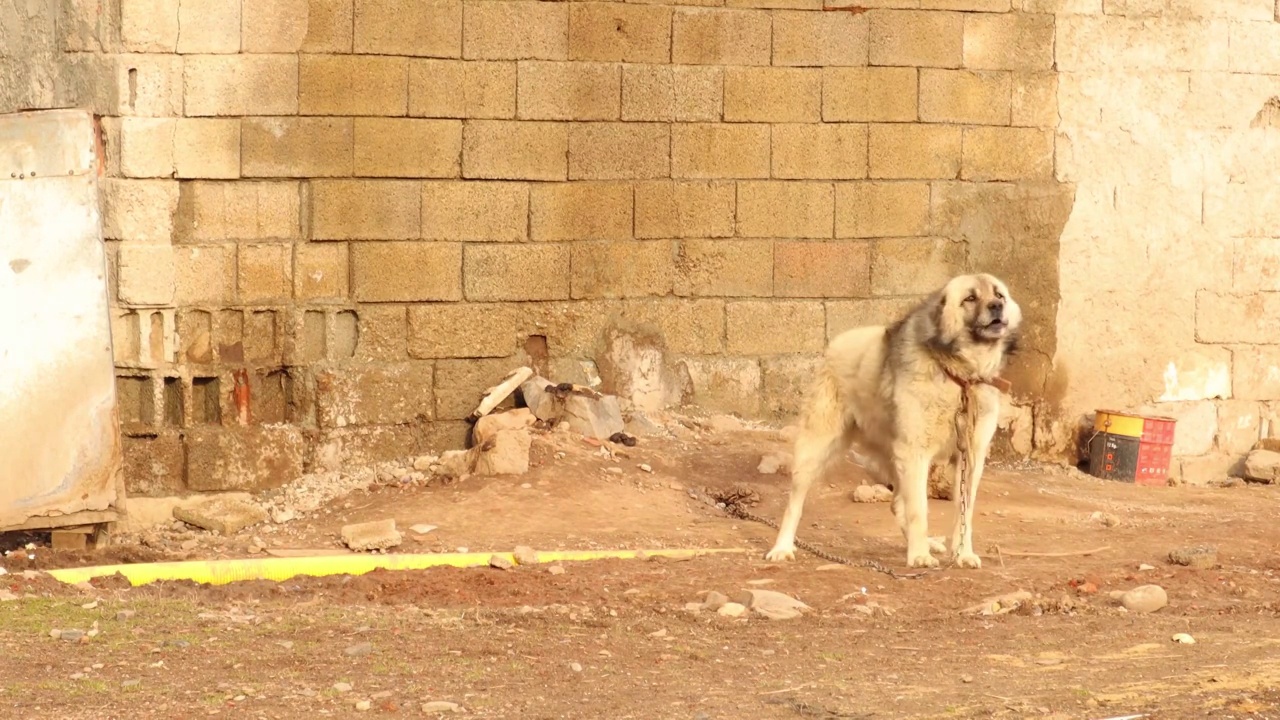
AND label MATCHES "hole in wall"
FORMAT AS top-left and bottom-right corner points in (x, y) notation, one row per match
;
(162, 377), (183, 426)
(192, 377), (221, 425)
(116, 376), (154, 426)
(334, 310), (358, 359)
